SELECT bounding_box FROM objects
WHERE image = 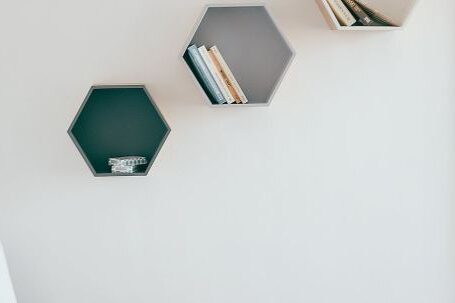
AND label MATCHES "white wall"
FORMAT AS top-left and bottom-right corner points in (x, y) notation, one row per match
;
(0, 0), (454, 302)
